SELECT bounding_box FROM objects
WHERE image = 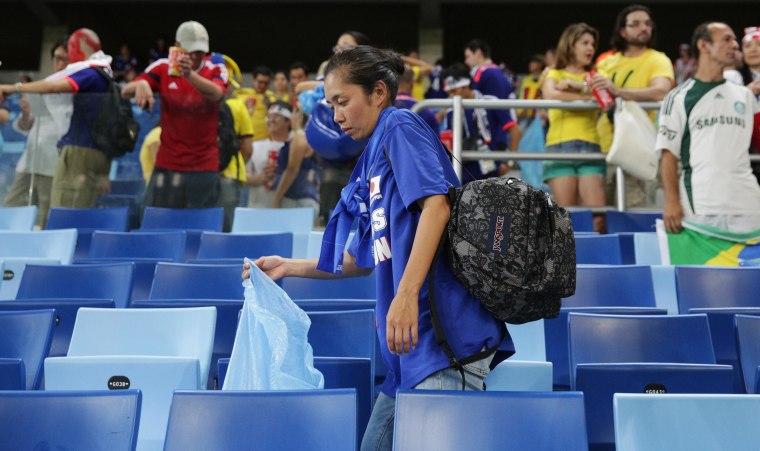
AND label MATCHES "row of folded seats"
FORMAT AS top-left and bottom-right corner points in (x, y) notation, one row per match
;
(3, 388), (760, 451)
(3, 206), (760, 449)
